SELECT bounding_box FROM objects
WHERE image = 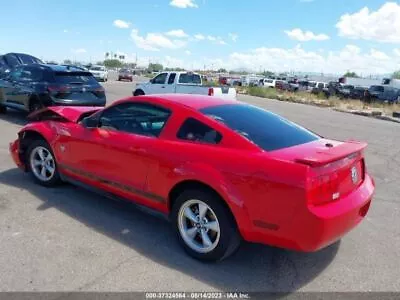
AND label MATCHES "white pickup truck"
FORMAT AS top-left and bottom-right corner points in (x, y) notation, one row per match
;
(133, 71), (237, 100)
